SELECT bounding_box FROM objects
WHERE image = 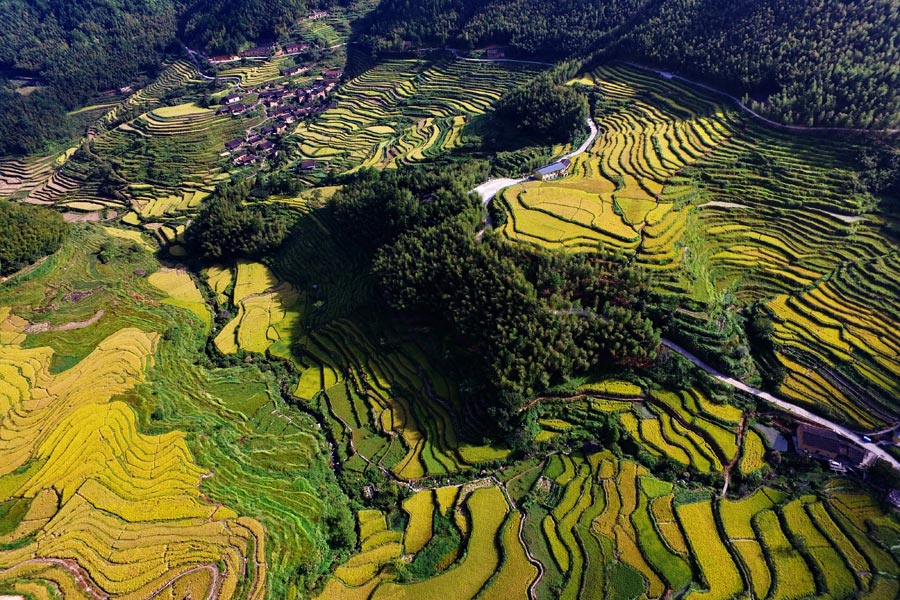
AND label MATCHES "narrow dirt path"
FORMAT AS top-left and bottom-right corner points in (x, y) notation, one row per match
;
(495, 469), (547, 600)
(721, 414), (747, 498)
(24, 309), (105, 334)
